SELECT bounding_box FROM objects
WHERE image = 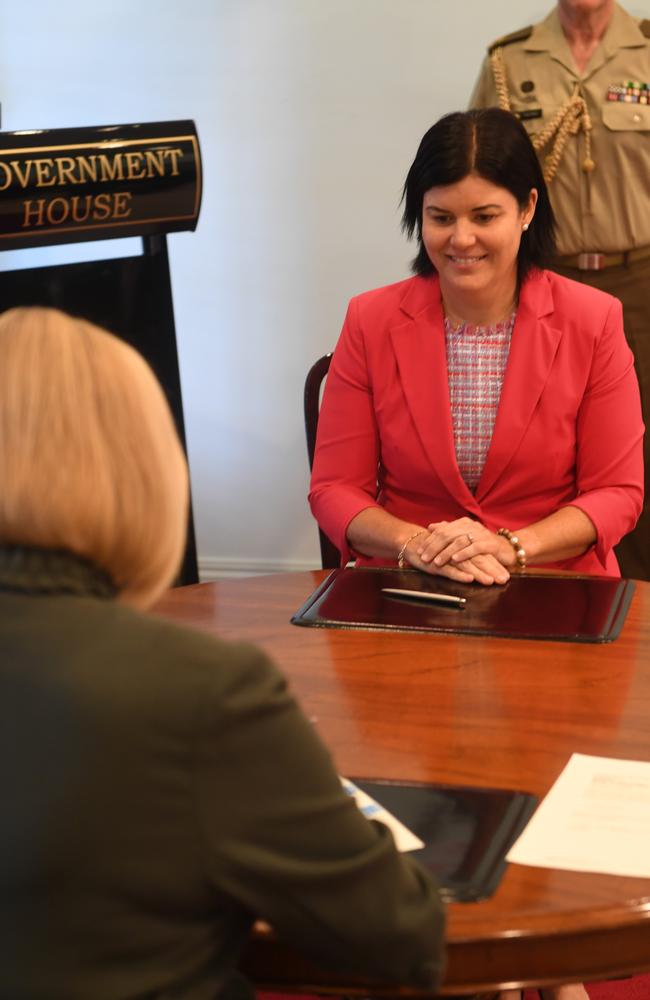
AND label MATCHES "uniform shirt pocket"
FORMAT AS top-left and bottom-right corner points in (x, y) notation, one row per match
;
(602, 103), (650, 132)
(510, 99), (557, 139)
